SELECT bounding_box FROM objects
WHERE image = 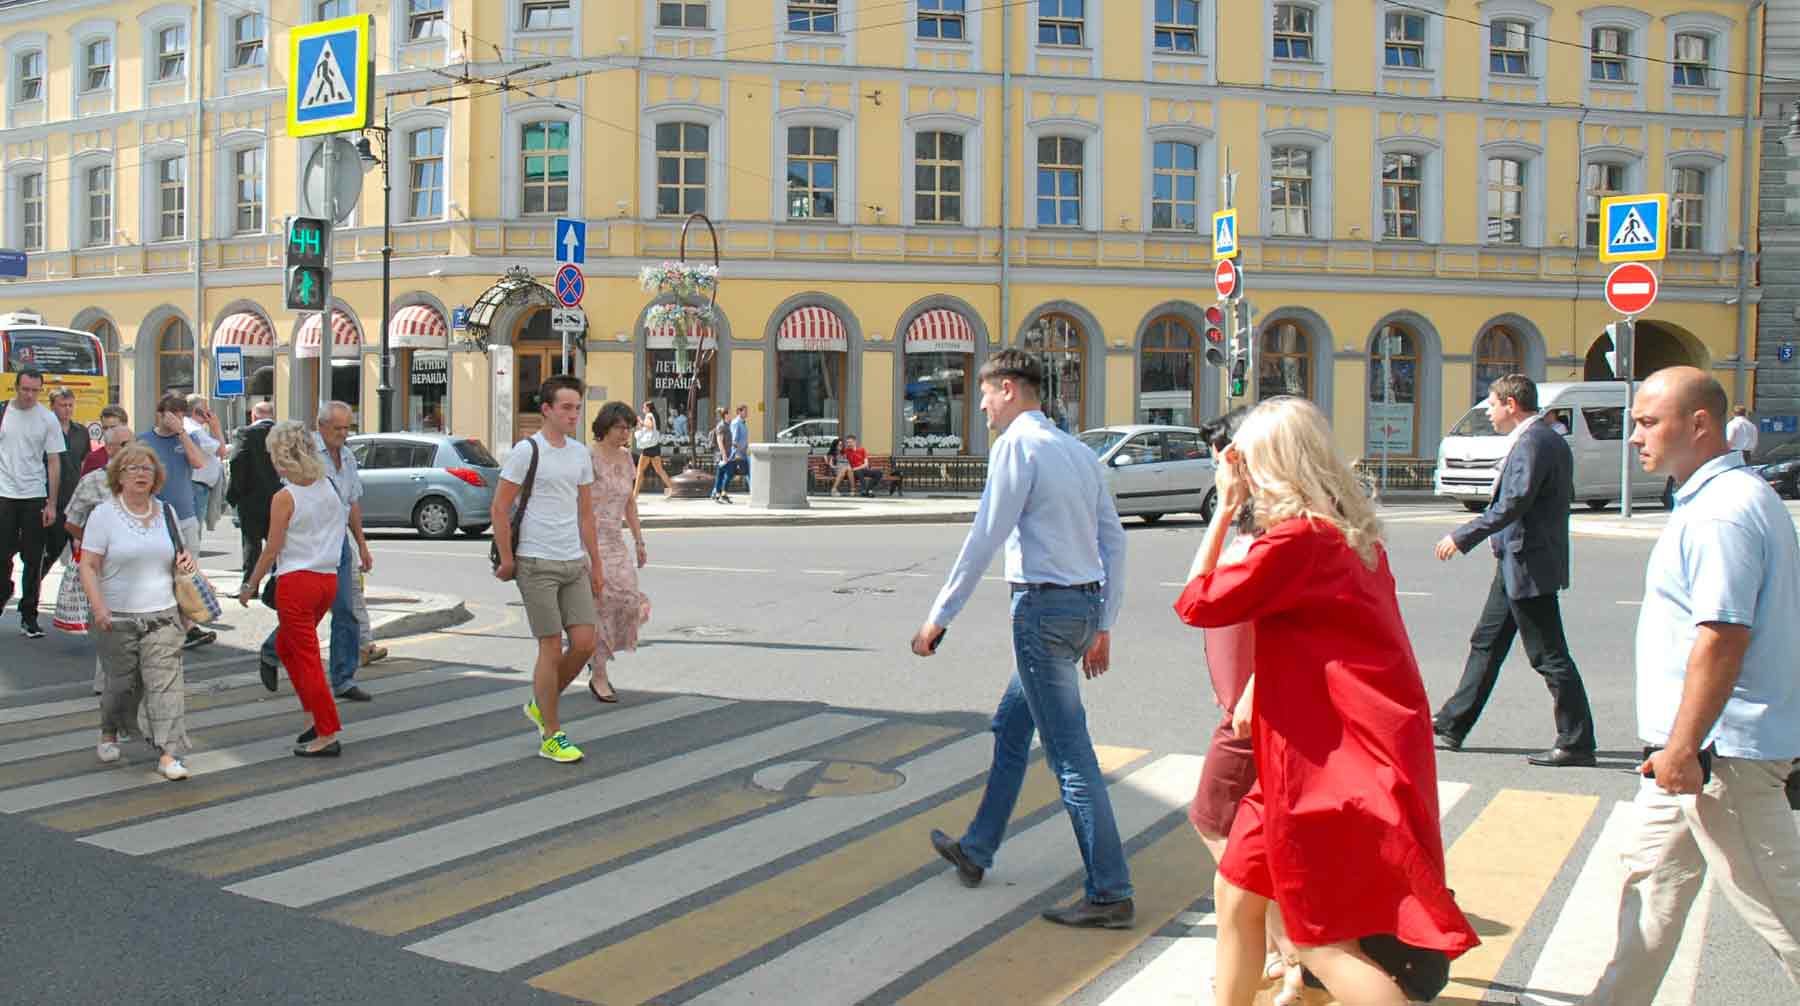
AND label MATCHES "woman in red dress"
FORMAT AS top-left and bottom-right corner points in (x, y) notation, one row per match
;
(1174, 397), (1478, 1005)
